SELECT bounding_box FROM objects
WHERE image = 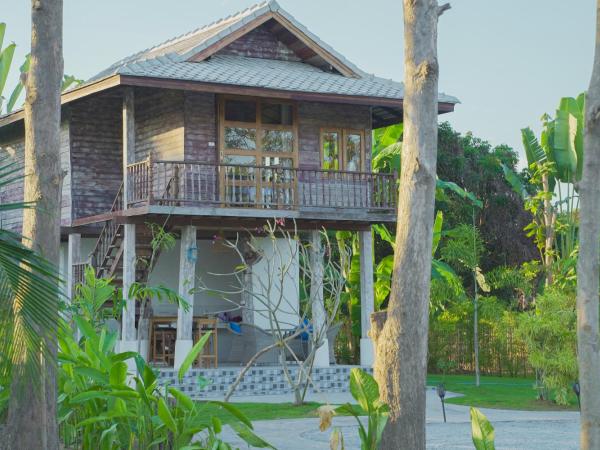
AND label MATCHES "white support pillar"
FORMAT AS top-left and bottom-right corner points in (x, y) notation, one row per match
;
(66, 233), (81, 302)
(120, 223), (138, 363)
(174, 225), (197, 370)
(359, 228), (375, 367)
(309, 230), (329, 367)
